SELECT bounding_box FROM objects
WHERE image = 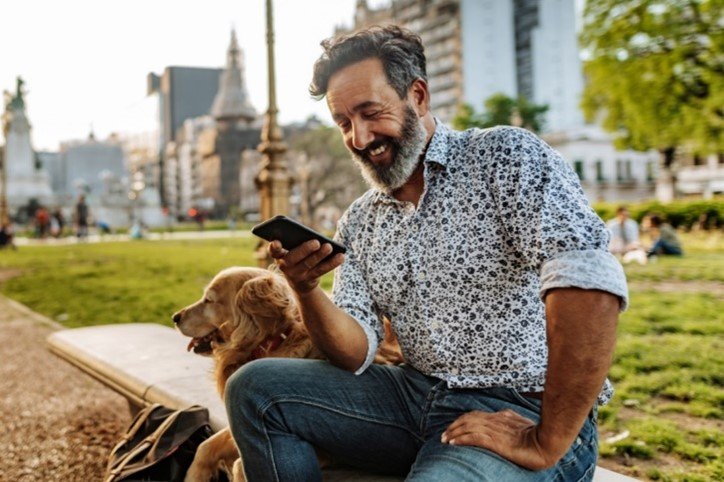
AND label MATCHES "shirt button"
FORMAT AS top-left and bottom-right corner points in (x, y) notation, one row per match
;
(431, 321), (440, 330)
(418, 272), (426, 281)
(450, 368), (459, 375)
